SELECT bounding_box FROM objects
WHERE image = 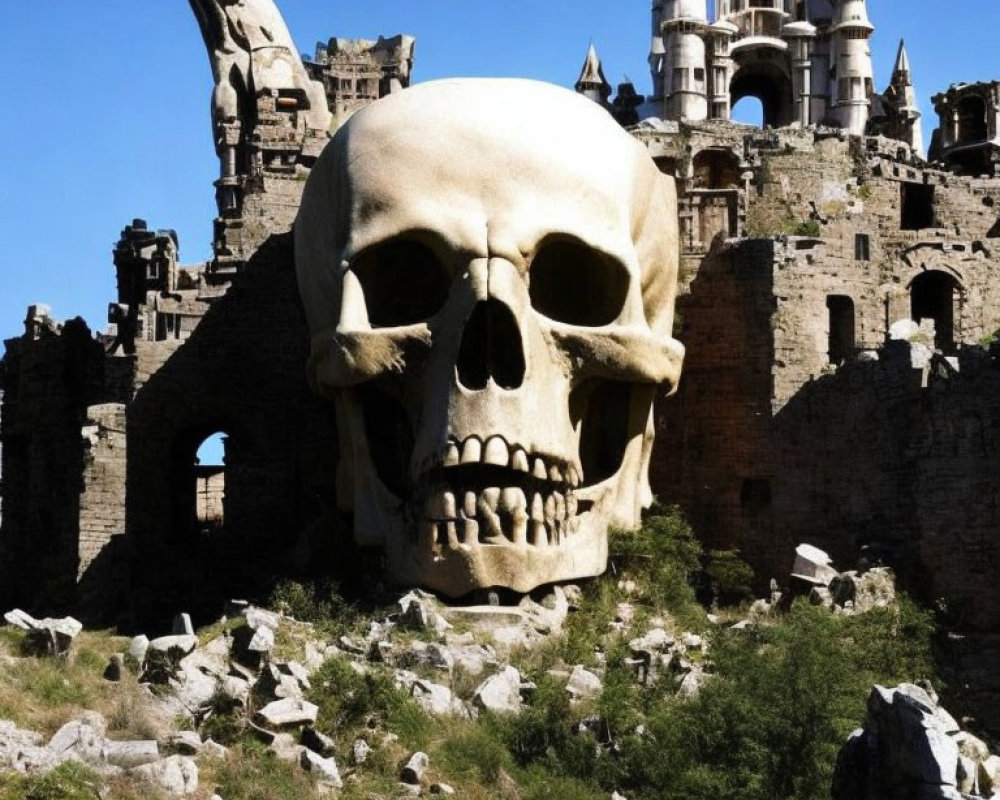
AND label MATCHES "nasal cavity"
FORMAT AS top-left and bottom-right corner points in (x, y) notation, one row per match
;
(456, 299), (526, 391)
